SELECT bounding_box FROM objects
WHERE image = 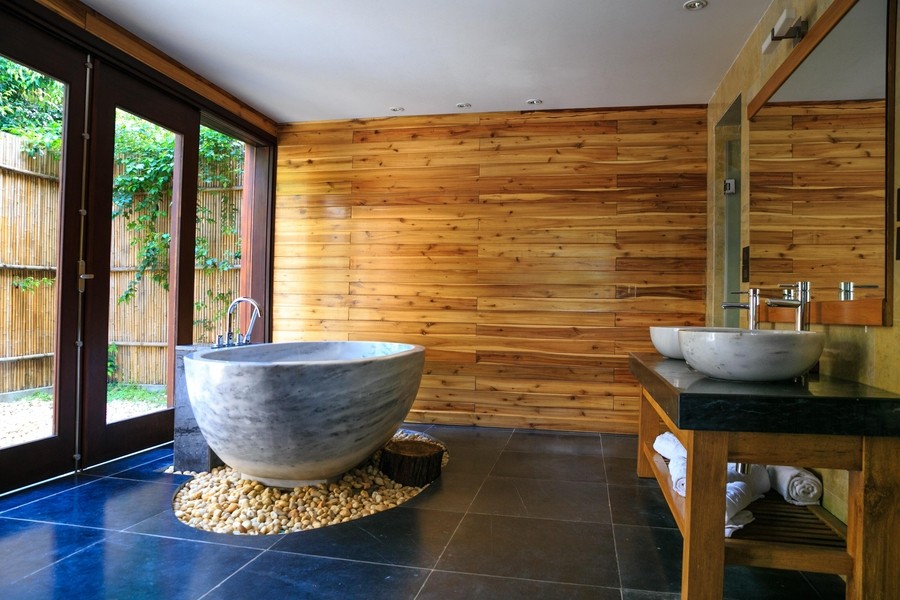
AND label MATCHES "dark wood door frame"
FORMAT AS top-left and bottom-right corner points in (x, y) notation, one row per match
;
(80, 58), (199, 468)
(0, 11), (87, 493)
